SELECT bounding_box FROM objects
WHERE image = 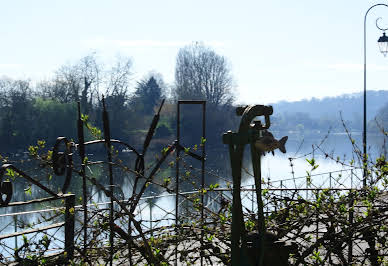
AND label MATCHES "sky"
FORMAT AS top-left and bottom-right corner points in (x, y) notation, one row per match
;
(0, 0), (388, 104)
